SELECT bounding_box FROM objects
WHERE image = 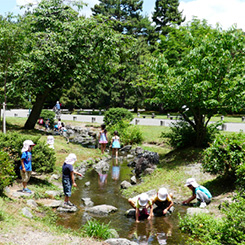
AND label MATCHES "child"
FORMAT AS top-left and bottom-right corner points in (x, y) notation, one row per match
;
(128, 193), (153, 223)
(45, 118), (50, 131)
(110, 131), (120, 158)
(151, 188), (174, 216)
(98, 124), (108, 154)
(182, 178), (212, 208)
(62, 153), (82, 207)
(61, 122), (69, 143)
(57, 118), (62, 131)
(20, 140), (35, 193)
